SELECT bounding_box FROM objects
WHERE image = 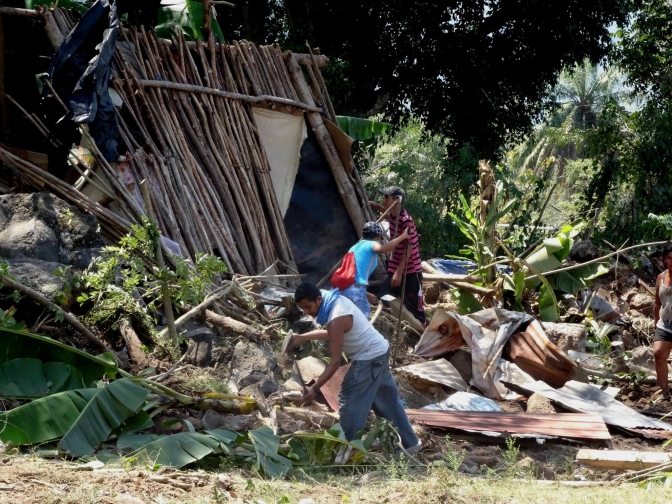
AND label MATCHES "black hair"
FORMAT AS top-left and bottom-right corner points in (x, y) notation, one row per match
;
(664, 242), (672, 259)
(363, 229), (381, 240)
(295, 282), (321, 303)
